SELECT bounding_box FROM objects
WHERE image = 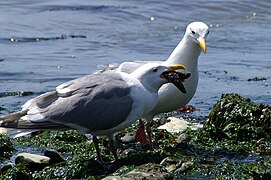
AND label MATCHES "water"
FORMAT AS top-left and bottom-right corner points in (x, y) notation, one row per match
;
(0, 0), (271, 116)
